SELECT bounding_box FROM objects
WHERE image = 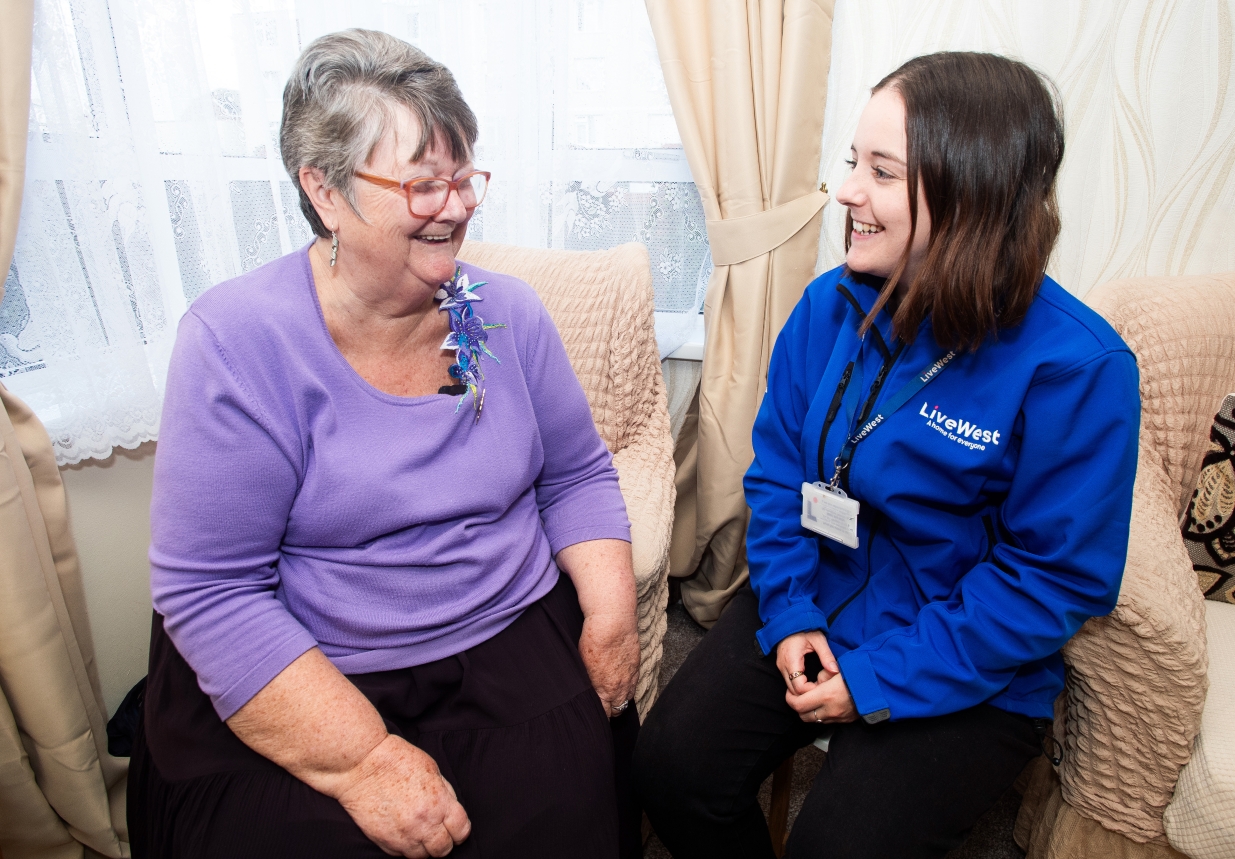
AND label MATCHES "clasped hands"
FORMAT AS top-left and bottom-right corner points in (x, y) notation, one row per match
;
(244, 535), (639, 859)
(325, 610), (637, 859)
(775, 630), (858, 724)
(331, 610), (637, 859)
